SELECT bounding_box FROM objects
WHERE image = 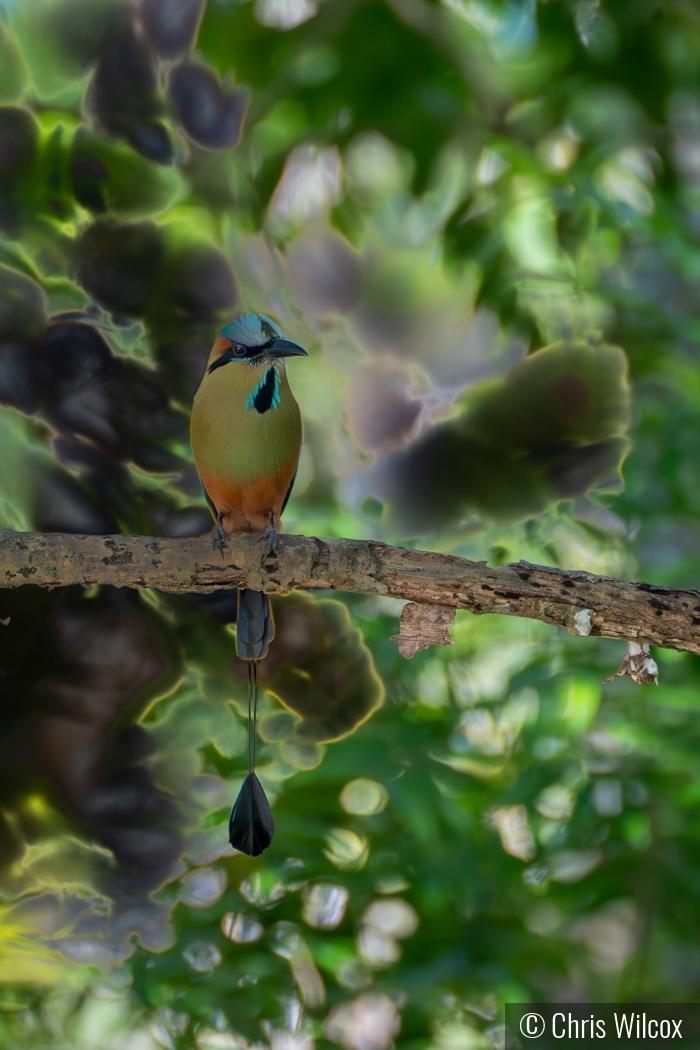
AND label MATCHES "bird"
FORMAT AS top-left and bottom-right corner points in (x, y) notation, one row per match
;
(190, 311), (307, 856)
